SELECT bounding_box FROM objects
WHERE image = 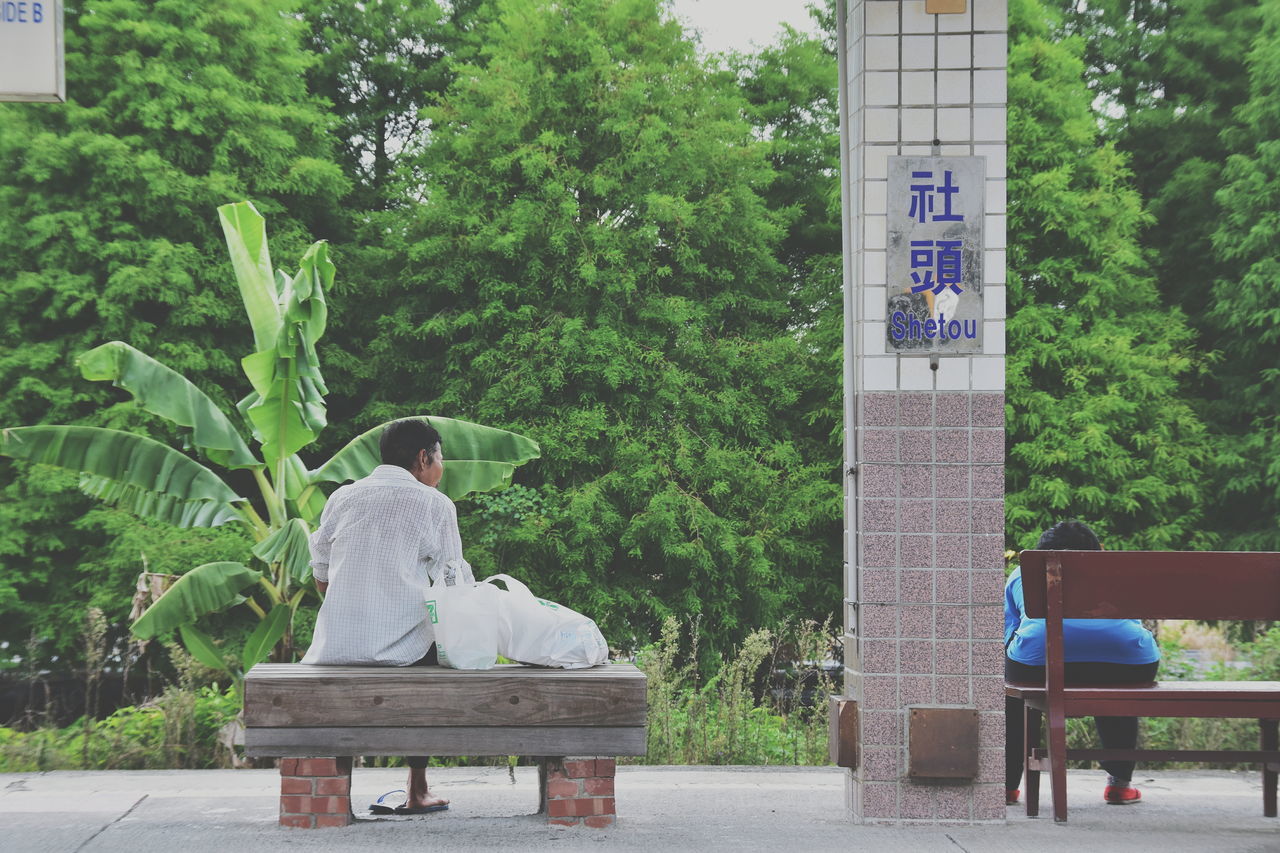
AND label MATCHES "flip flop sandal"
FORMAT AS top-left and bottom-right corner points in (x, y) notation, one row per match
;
(369, 789), (406, 815)
(394, 803), (449, 815)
